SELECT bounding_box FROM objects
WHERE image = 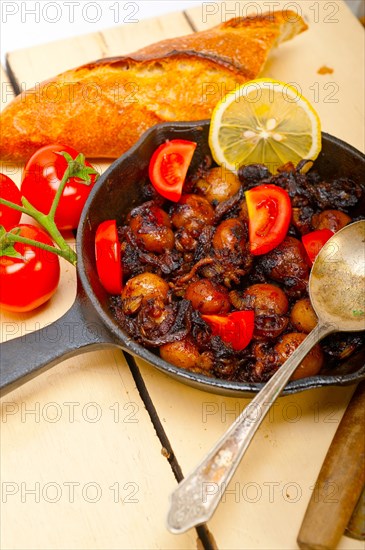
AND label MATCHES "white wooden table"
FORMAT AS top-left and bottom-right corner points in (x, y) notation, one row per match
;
(1, 1), (364, 548)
